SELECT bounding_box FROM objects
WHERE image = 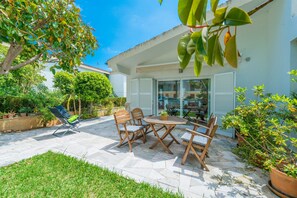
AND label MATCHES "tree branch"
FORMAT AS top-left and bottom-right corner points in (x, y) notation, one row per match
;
(10, 53), (42, 71)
